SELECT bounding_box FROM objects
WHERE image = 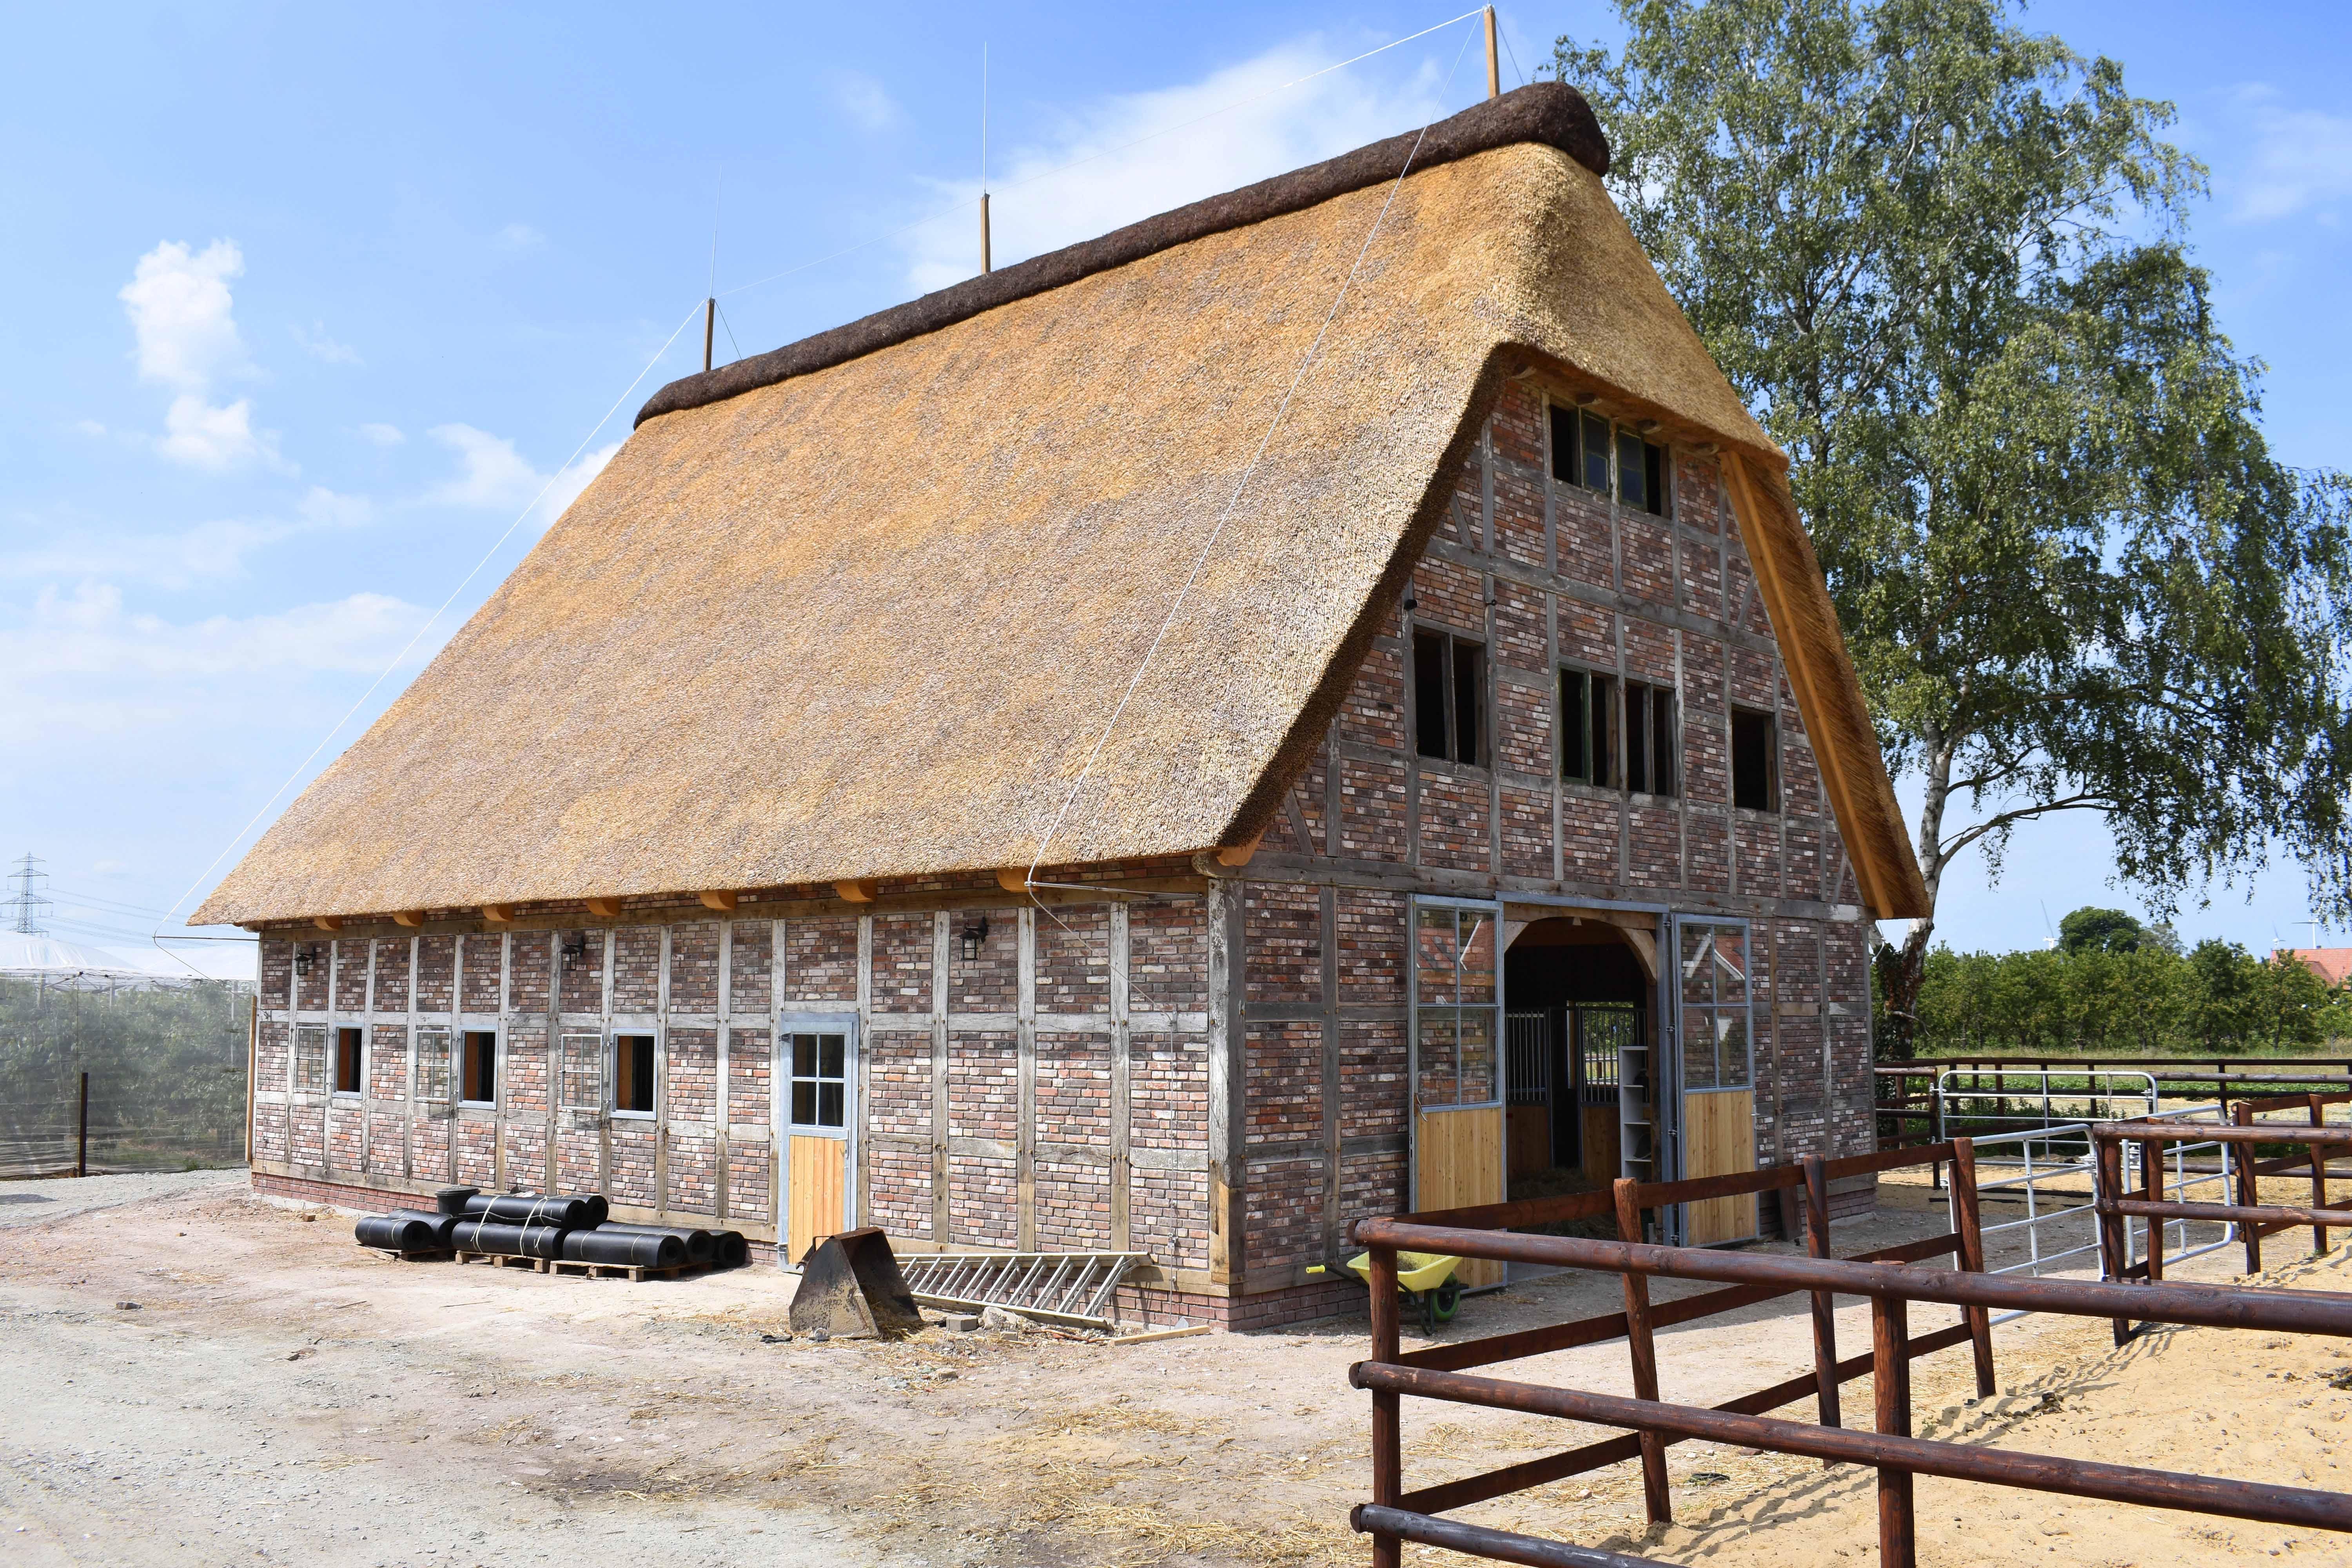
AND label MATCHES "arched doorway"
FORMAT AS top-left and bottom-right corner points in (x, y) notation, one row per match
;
(1503, 916), (1658, 1205)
